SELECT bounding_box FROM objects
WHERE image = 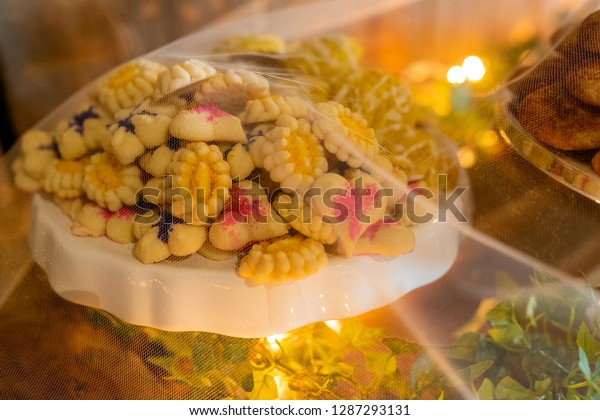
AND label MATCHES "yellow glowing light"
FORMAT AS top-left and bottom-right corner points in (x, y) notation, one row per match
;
(478, 130), (498, 148)
(266, 333), (286, 344)
(457, 146), (477, 168)
(462, 56), (485, 82)
(446, 65), (466, 84)
(324, 319), (342, 334)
